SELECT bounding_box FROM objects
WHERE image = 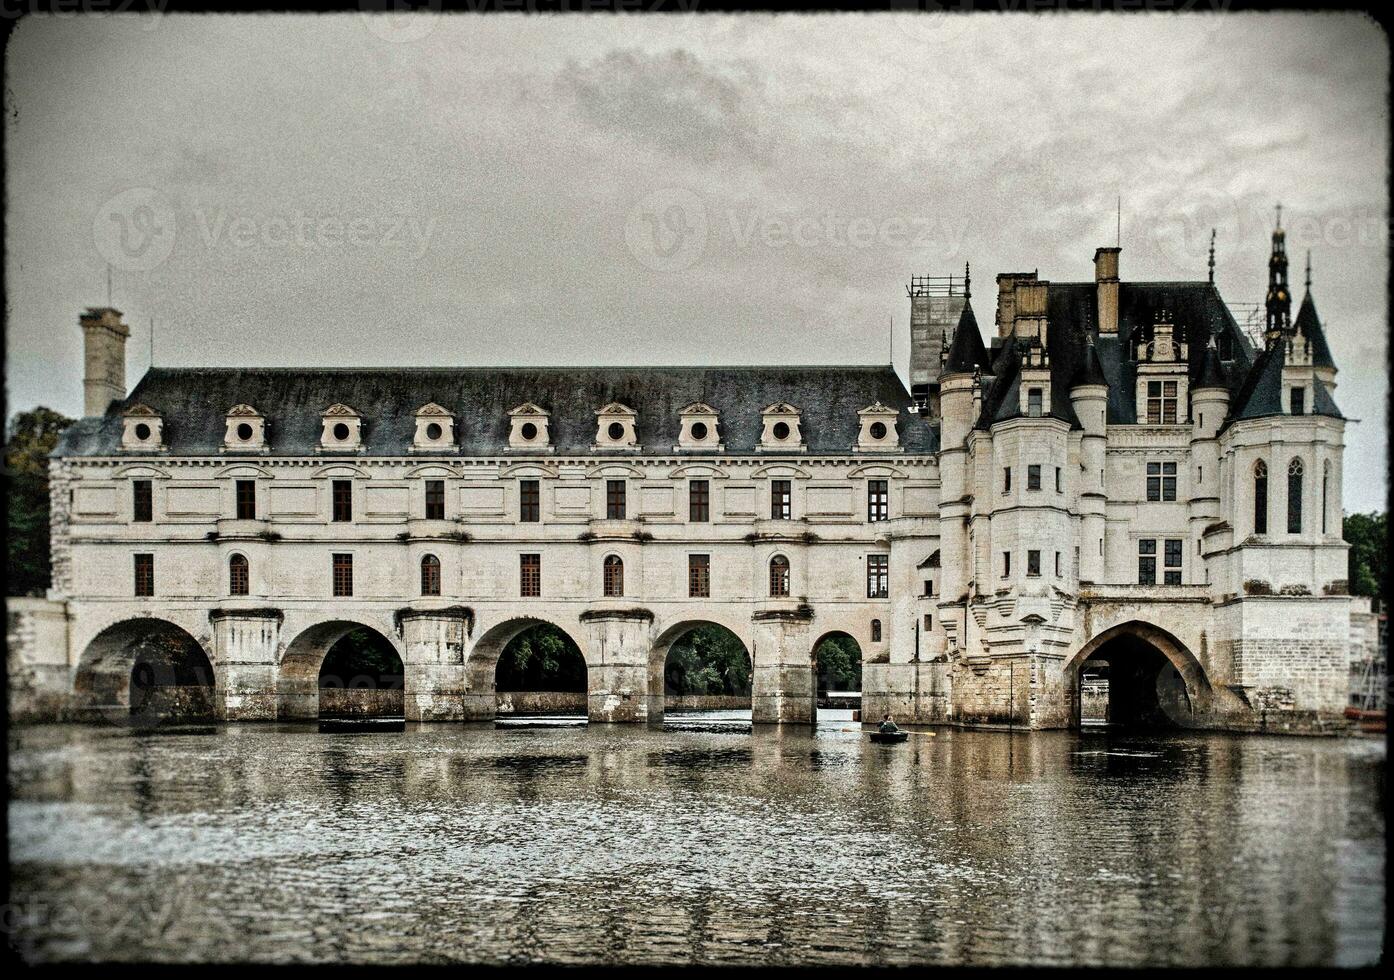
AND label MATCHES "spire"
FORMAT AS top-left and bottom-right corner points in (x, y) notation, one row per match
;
(1293, 287), (1336, 372)
(1305, 250), (1312, 291)
(942, 286), (990, 377)
(1196, 316), (1228, 390)
(964, 261), (971, 300)
(1071, 328), (1108, 388)
(1207, 228), (1216, 285)
(1264, 204), (1291, 346)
